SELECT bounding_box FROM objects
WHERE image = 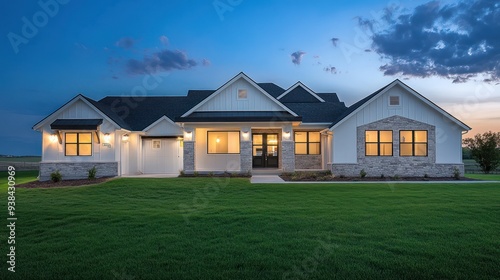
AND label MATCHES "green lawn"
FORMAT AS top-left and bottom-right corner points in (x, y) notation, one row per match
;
(0, 172), (498, 279)
(465, 173), (500, 181)
(0, 156), (41, 162)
